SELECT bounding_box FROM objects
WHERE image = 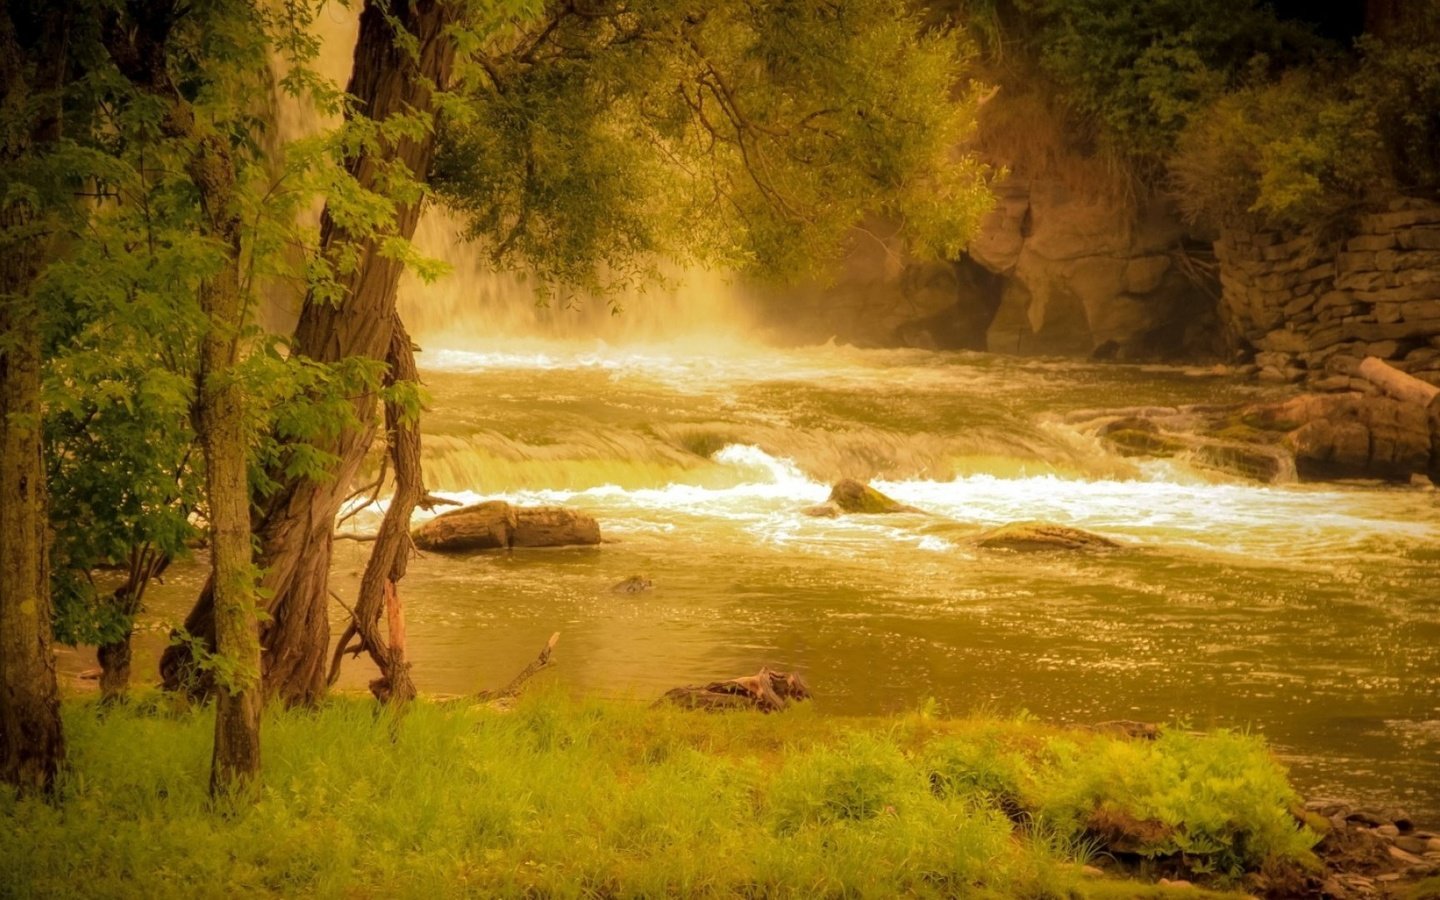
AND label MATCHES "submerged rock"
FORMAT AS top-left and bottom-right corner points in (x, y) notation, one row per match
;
(974, 522), (1120, 552)
(413, 501), (601, 552)
(825, 478), (919, 514)
(610, 575), (653, 593)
